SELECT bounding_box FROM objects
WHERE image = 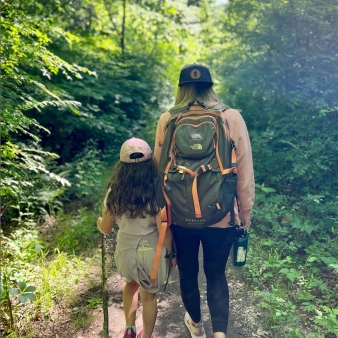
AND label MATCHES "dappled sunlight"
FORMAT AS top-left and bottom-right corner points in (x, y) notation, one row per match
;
(1, 0), (337, 337)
